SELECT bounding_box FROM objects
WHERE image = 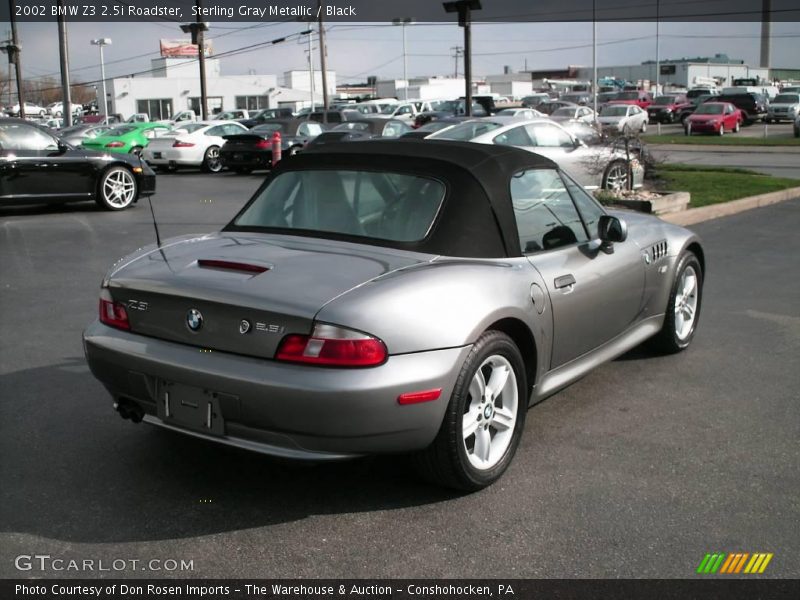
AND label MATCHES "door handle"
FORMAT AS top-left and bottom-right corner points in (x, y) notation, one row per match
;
(554, 274), (576, 289)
